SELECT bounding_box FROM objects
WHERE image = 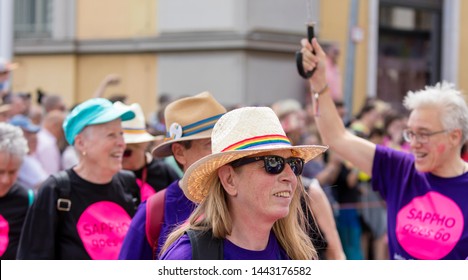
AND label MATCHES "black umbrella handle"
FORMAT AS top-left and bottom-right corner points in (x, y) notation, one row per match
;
(296, 24), (316, 79)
